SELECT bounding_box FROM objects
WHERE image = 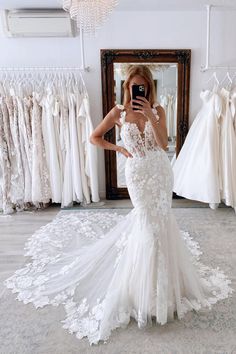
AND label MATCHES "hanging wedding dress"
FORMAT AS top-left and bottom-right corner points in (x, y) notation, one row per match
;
(4, 103), (233, 346)
(75, 91), (91, 203)
(219, 87), (236, 210)
(60, 84), (73, 207)
(167, 94), (175, 140)
(68, 91), (83, 203)
(0, 72), (100, 213)
(16, 88), (32, 203)
(31, 91), (51, 204)
(172, 83), (222, 204)
(77, 94), (99, 203)
(41, 86), (62, 203)
(0, 94), (13, 214)
(9, 91), (25, 206)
